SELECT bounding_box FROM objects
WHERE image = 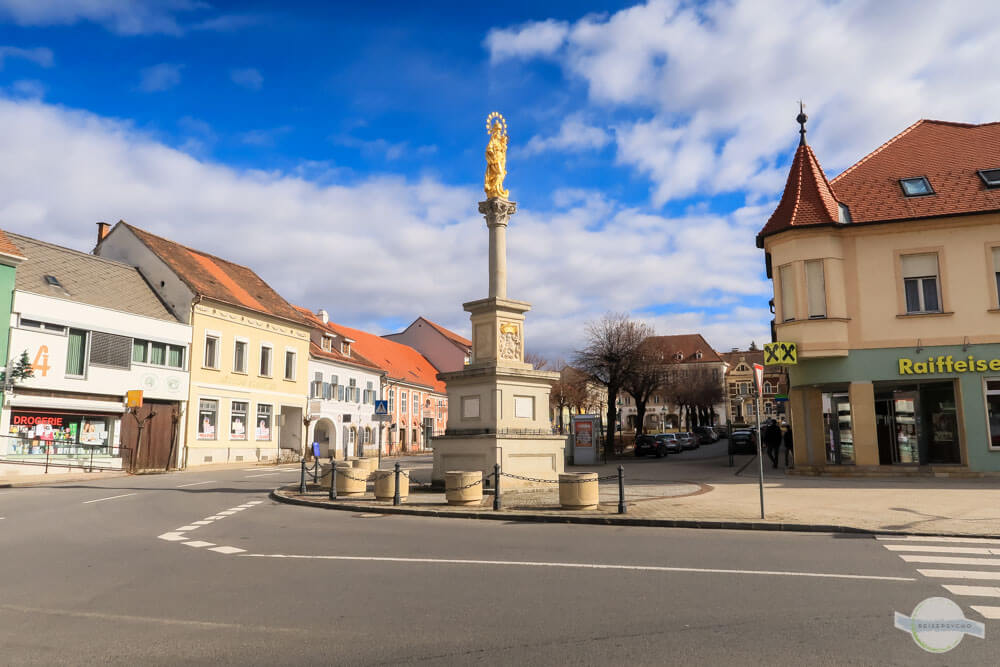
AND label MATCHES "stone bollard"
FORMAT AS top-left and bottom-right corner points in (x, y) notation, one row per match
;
(335, 462), (367, 497)
(558, 472), (599, 510)
(445, 471), (483, 506)
(319, 462), (335, 488)
(373, 469), (408, 502)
